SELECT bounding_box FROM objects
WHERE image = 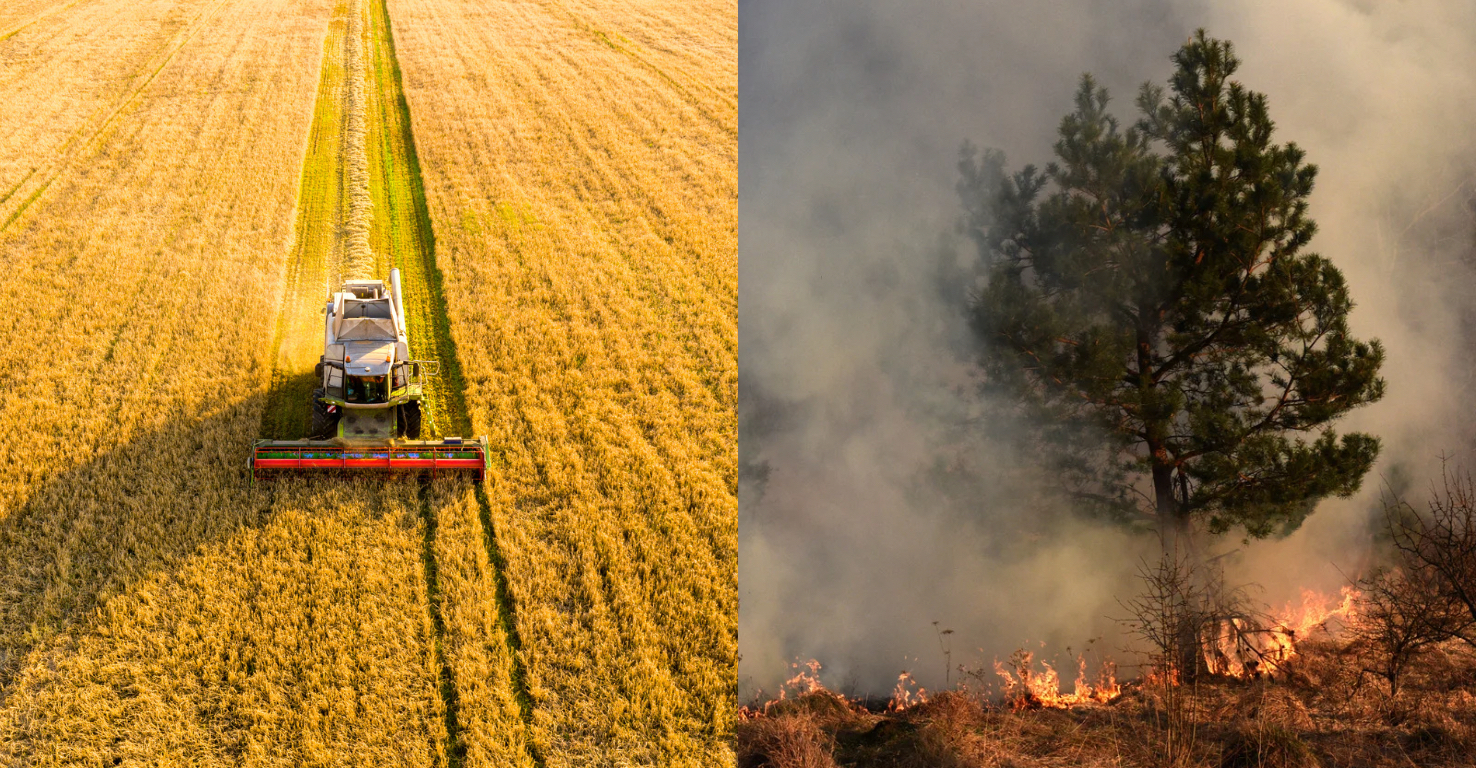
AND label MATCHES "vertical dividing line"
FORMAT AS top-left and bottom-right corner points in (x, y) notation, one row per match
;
(418, 477), (465, 768)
